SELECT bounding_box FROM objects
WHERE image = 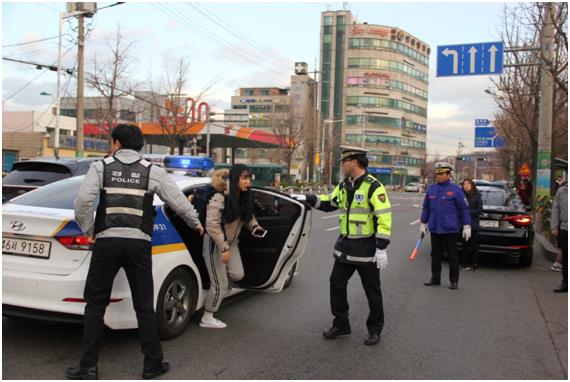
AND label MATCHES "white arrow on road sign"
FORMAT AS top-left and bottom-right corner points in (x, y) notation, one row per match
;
(442, 48), (459, 74)
(468, 46), (478, 74)
(488, 44), (498, 72)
